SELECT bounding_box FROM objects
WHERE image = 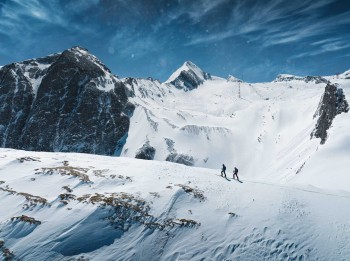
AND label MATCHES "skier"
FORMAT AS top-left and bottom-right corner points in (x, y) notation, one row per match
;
(233, 167), (239, 181)
(221, 164), (227, 178)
